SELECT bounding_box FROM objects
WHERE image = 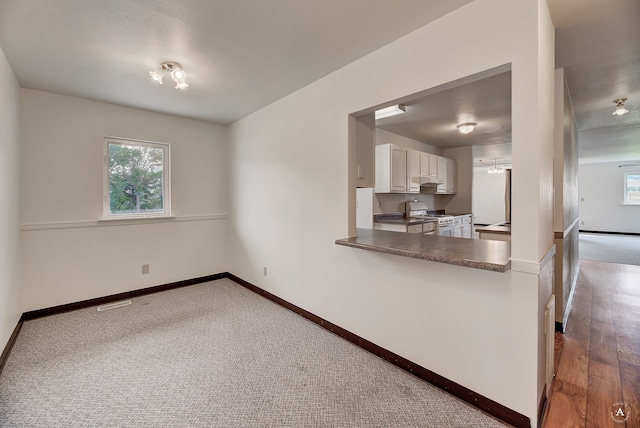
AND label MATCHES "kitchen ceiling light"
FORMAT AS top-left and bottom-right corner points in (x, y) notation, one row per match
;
(149, 62), (189, 89)
(375, 104), (405, 120)
(487, 158), (504, 175)
(456, 122), (477, 134)
(612, 98), (629, 116)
